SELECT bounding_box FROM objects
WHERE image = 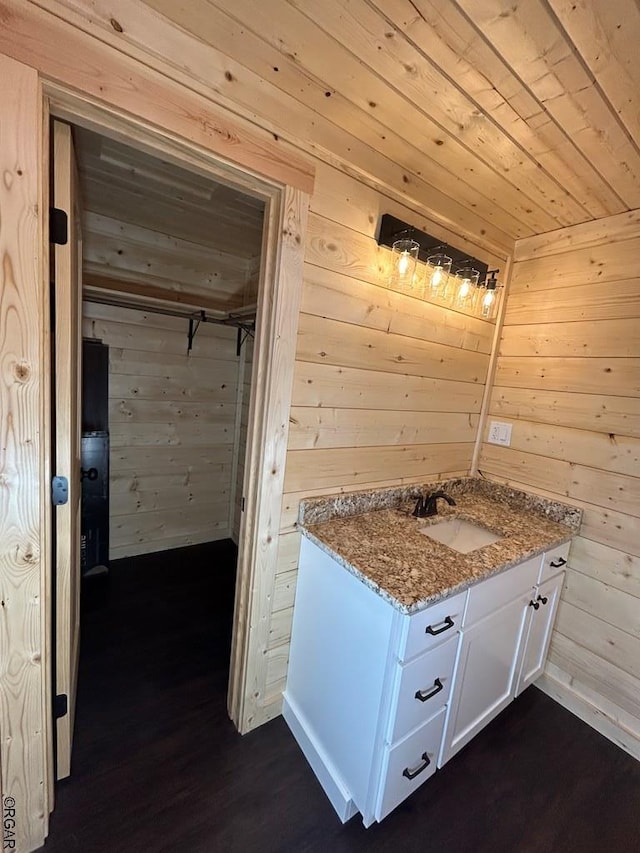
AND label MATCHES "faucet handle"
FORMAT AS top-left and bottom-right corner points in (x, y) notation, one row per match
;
(412, 496), (425, 517)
